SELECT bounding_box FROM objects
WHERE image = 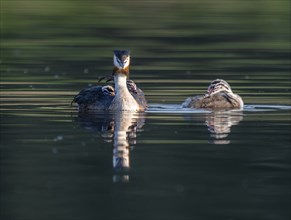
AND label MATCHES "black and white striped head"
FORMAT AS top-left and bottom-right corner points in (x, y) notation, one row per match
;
(127, 80), (137, 94)
(113, 50), (130, 69)
(102, 85), (115, 96)
(207, 79), (233, 96)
